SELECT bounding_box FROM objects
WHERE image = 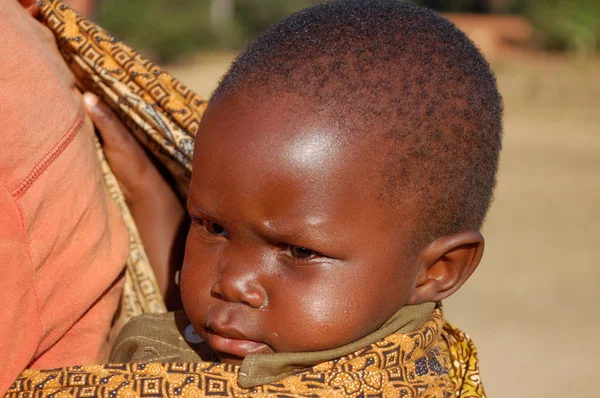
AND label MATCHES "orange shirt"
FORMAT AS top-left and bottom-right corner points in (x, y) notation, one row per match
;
(0, 0), (128, 393)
